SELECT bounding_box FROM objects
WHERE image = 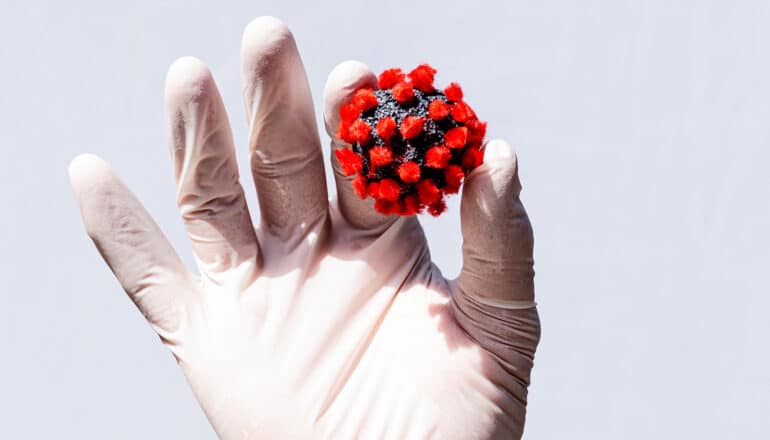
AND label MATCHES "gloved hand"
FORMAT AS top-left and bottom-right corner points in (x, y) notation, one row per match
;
(69, 16), (540, 440)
